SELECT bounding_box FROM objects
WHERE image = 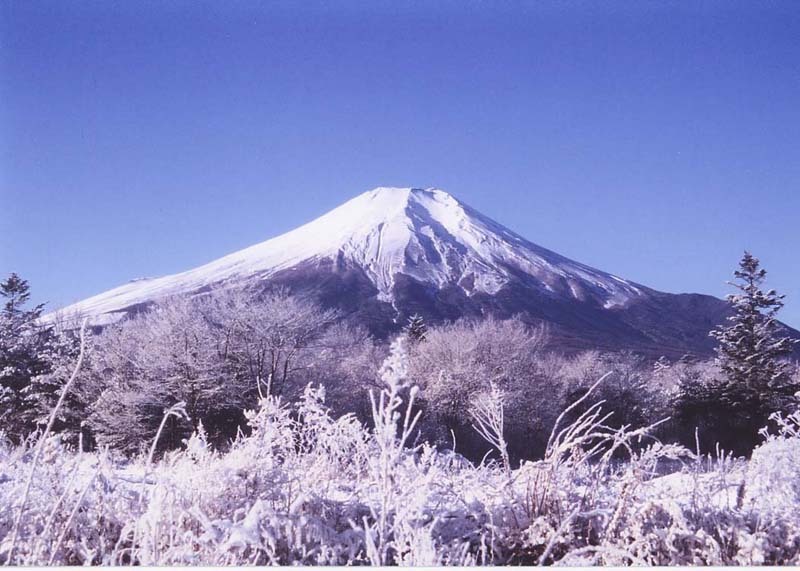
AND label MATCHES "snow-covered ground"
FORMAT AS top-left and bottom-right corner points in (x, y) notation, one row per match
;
(3, 381), (799, 566)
